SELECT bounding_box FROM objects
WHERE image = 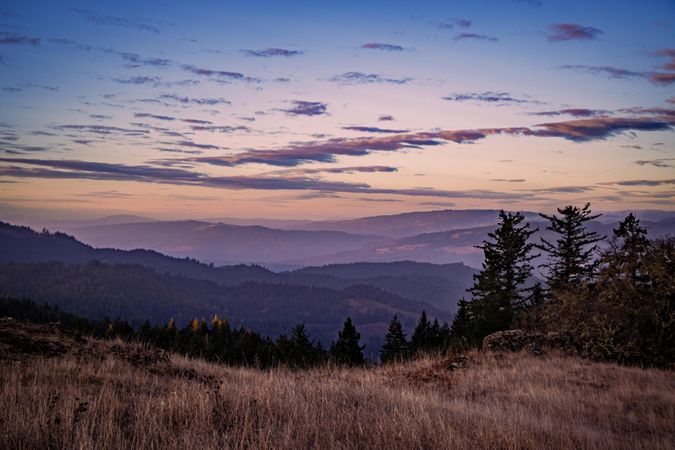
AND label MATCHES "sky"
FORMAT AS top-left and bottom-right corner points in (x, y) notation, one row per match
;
(0, 0), (673, 221)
